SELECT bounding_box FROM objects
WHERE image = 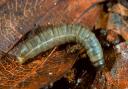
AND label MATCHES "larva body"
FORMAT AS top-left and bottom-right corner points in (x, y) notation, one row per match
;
(17, 24), (104, 69)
